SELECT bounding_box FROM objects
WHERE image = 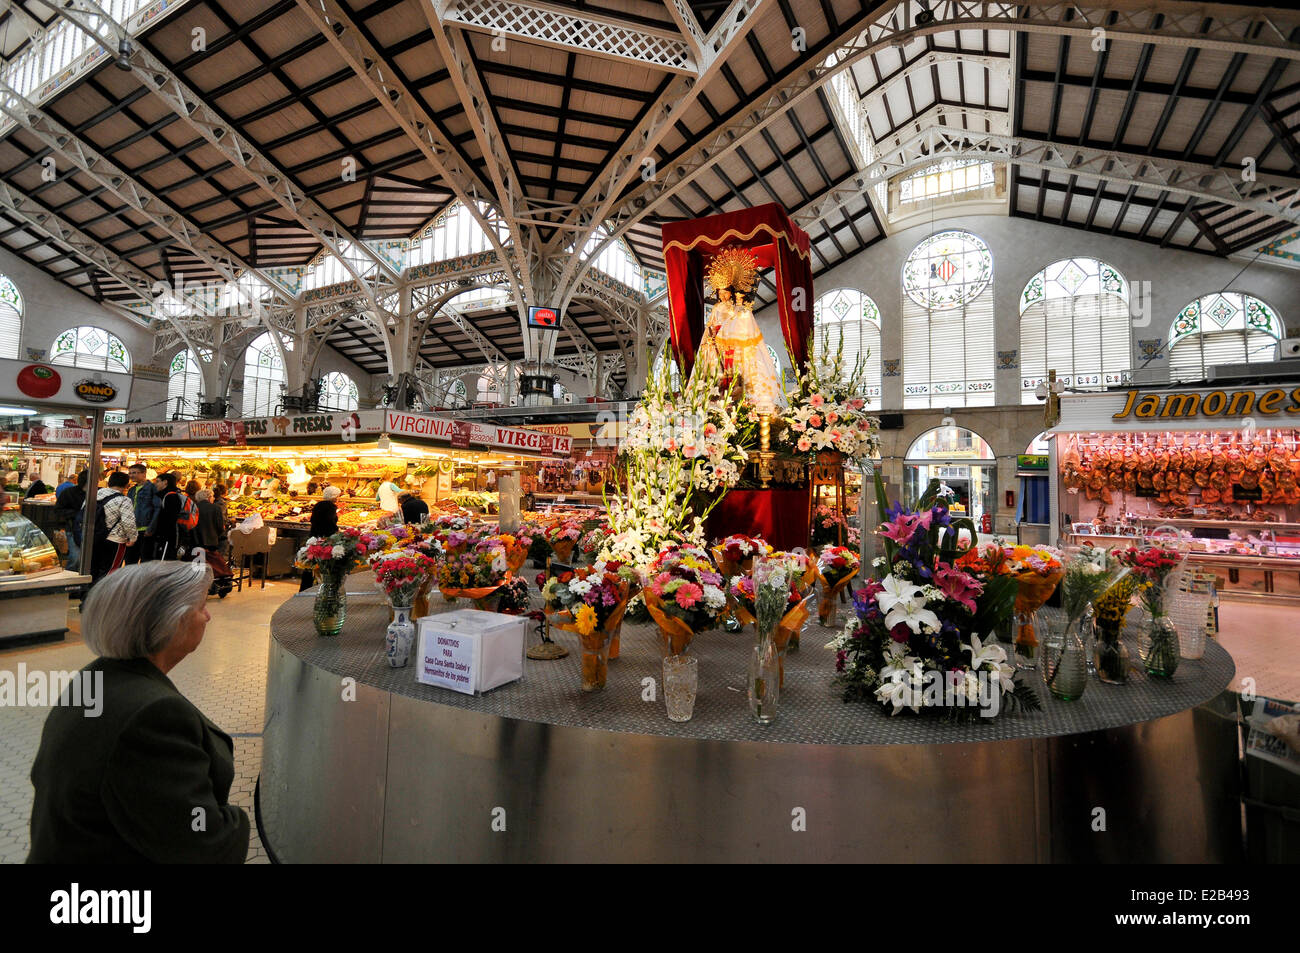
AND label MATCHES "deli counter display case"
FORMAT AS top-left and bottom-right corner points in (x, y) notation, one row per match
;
(0, 507), (89, 646)
(1050, 384), (1300, 605)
